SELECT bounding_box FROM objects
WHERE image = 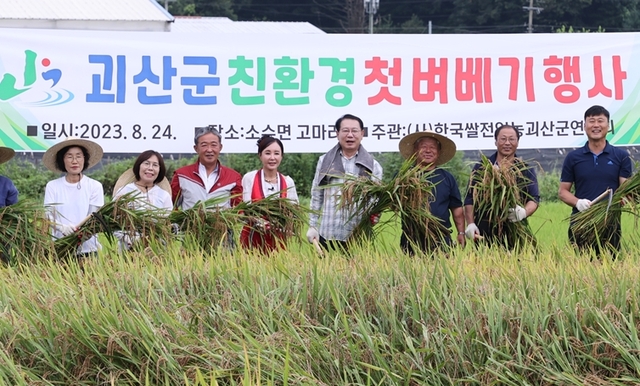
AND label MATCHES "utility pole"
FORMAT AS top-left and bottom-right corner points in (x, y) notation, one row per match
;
(364, 0), (379, 34)
(522, 0), (543, 33)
